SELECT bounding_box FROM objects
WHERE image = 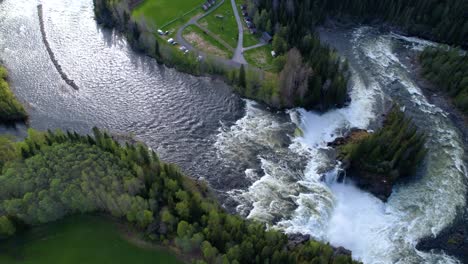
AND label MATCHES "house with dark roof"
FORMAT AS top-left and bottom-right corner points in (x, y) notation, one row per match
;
(261, 32), (272, 43)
